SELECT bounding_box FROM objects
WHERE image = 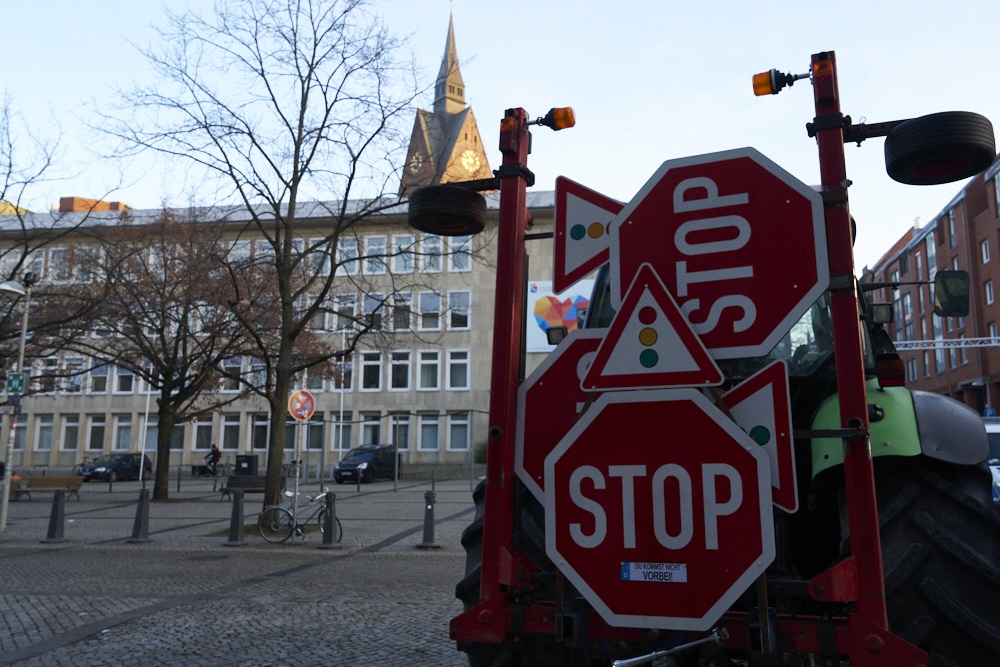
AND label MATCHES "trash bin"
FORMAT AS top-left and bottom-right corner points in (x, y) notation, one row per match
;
(235, 454), (258, 476)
